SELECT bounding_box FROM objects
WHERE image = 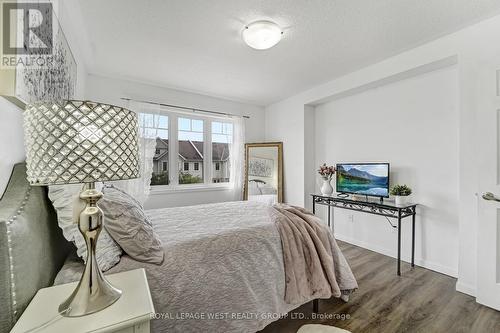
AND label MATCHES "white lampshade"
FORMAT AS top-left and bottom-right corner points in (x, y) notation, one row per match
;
(242, 20), (283, 50)
(24, 100), (140, 185)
